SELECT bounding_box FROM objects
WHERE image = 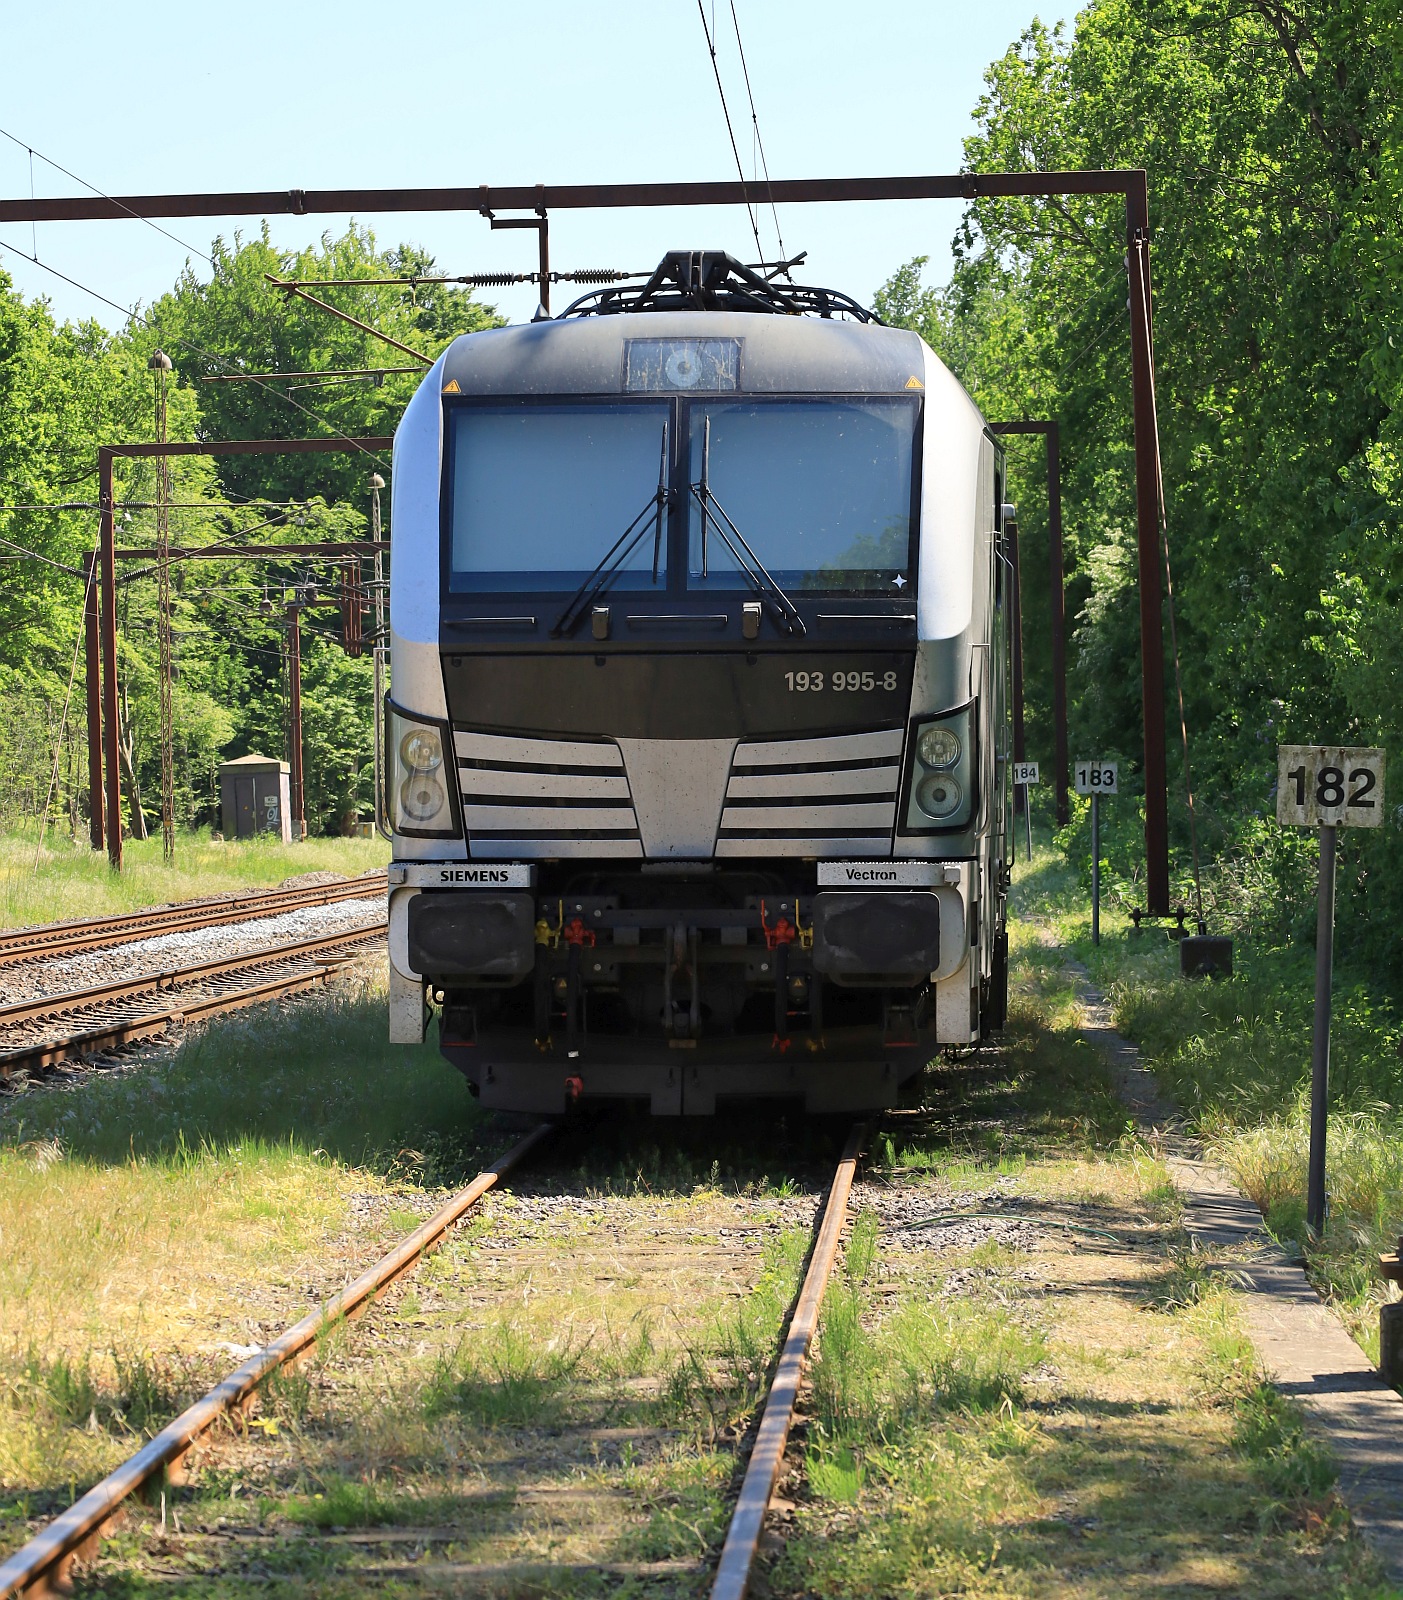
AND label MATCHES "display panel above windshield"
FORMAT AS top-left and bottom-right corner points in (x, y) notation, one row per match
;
(687, 398), (917, 595)
(447, 403), (670, 593)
